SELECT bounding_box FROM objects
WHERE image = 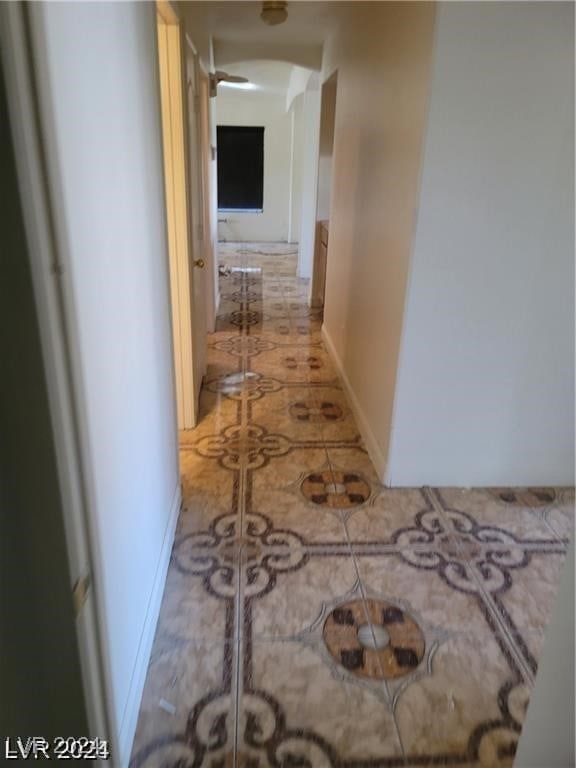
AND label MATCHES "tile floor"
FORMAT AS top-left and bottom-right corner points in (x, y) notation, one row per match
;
(130, 243), (574, 768)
